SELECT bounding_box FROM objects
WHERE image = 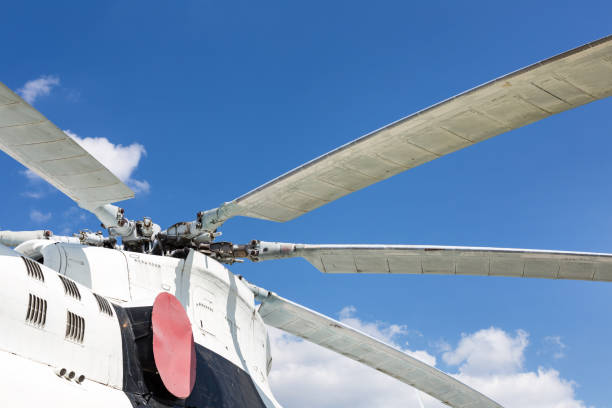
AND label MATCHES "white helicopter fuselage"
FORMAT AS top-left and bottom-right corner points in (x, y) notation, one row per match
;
(0, 242), (281, 407)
